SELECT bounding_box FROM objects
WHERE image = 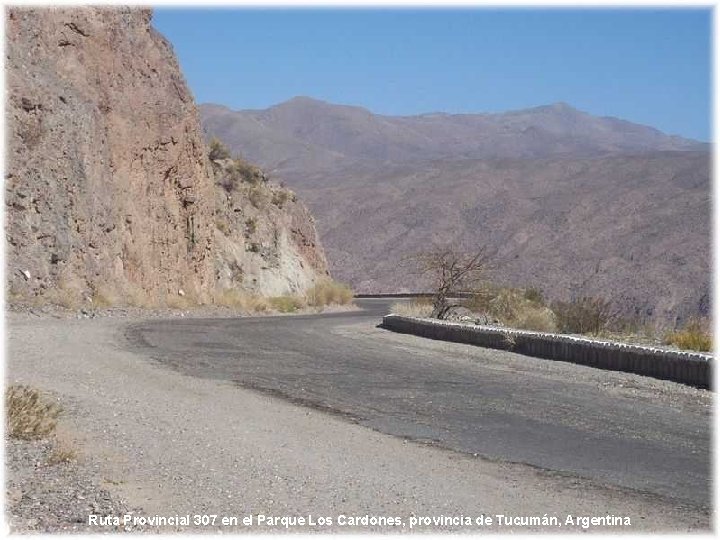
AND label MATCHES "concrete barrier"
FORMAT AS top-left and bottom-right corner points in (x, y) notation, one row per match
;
(381, 315), (712, 389)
